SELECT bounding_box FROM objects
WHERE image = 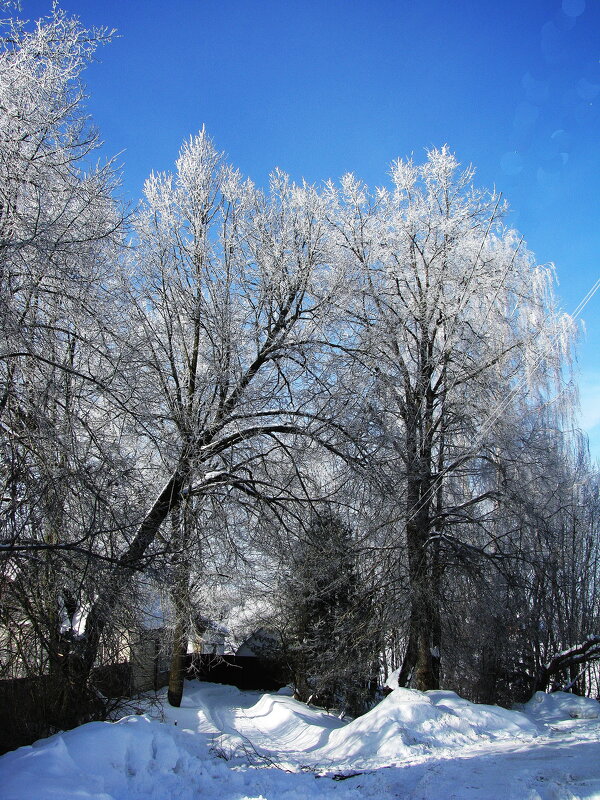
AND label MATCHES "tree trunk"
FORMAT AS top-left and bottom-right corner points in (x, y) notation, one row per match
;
(414, 602), (437, 691)
(398, 612), (417, 687)
(167, 618), (188, 707)
(167, 503), (192, 707)
(402, 468), (439, 692)
(56, 614), (105, 729)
